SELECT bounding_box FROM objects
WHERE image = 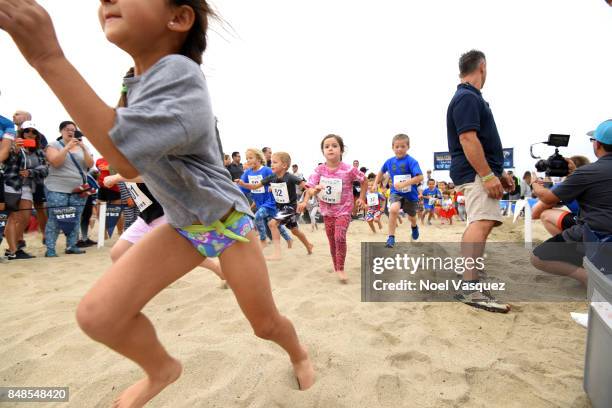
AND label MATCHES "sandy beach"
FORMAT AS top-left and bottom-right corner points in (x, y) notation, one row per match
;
(0, 217), (591, 407)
